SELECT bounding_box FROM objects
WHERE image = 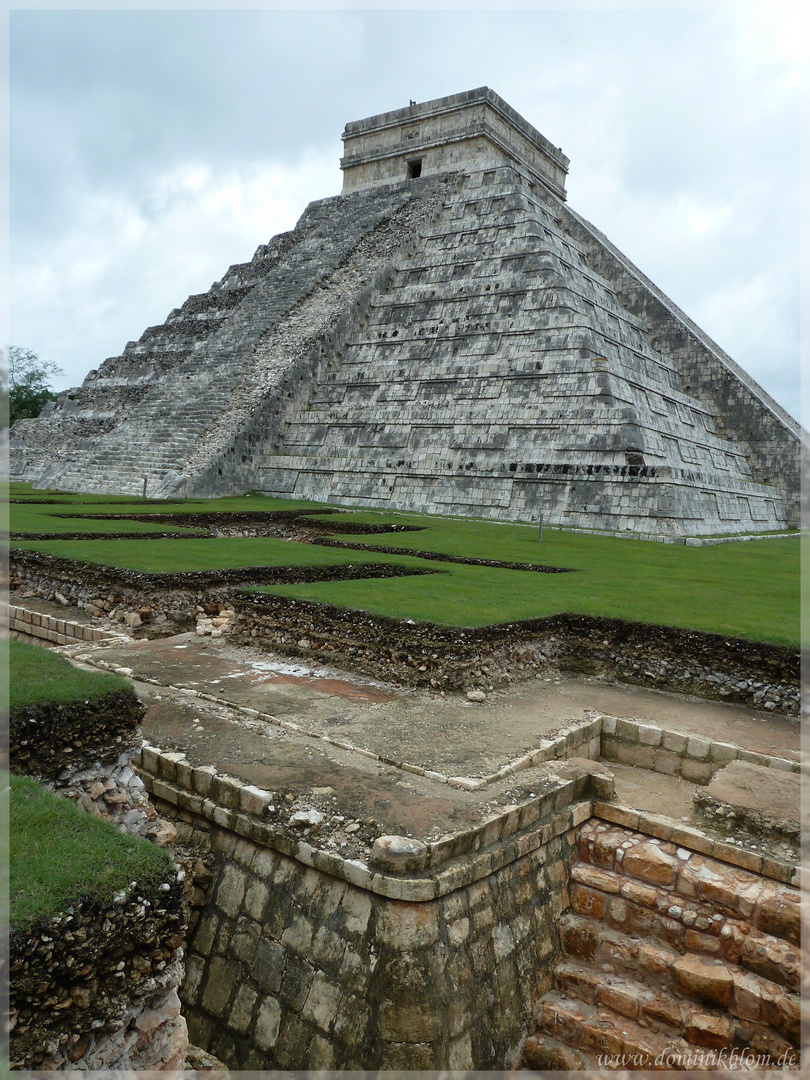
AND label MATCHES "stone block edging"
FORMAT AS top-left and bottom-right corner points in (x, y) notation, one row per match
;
(136, 743), (591, 900)
(592, 801), (798, 887)
(600, 714), (799, 782)
(9, 604), (123, 646)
